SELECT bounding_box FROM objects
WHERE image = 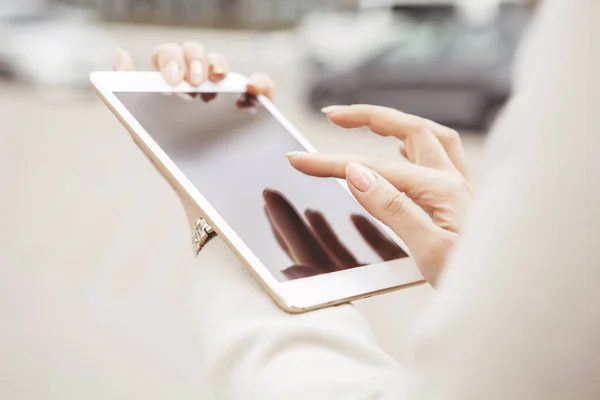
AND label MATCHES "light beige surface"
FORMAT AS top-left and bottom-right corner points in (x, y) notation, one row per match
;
(0, 25), (484, 398)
